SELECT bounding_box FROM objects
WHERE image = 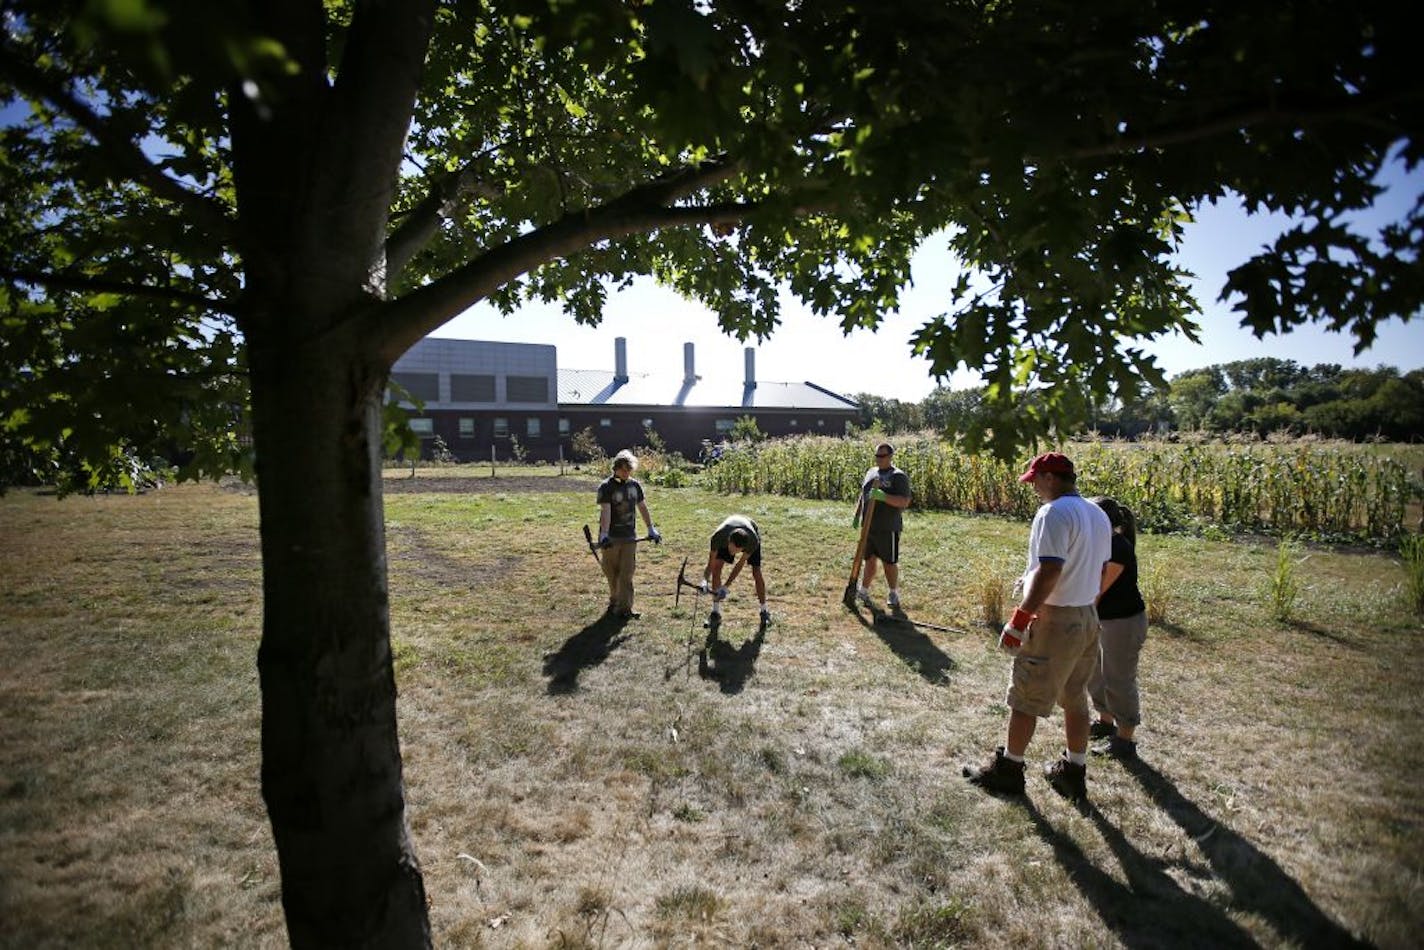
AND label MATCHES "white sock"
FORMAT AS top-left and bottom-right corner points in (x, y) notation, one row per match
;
(890, 588), (900, 598)
(1004, 750), (1025, 763)
(711, 603), (722, 615)
(1067, 750), (1088, 766)
(759, 601), (768, 611)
